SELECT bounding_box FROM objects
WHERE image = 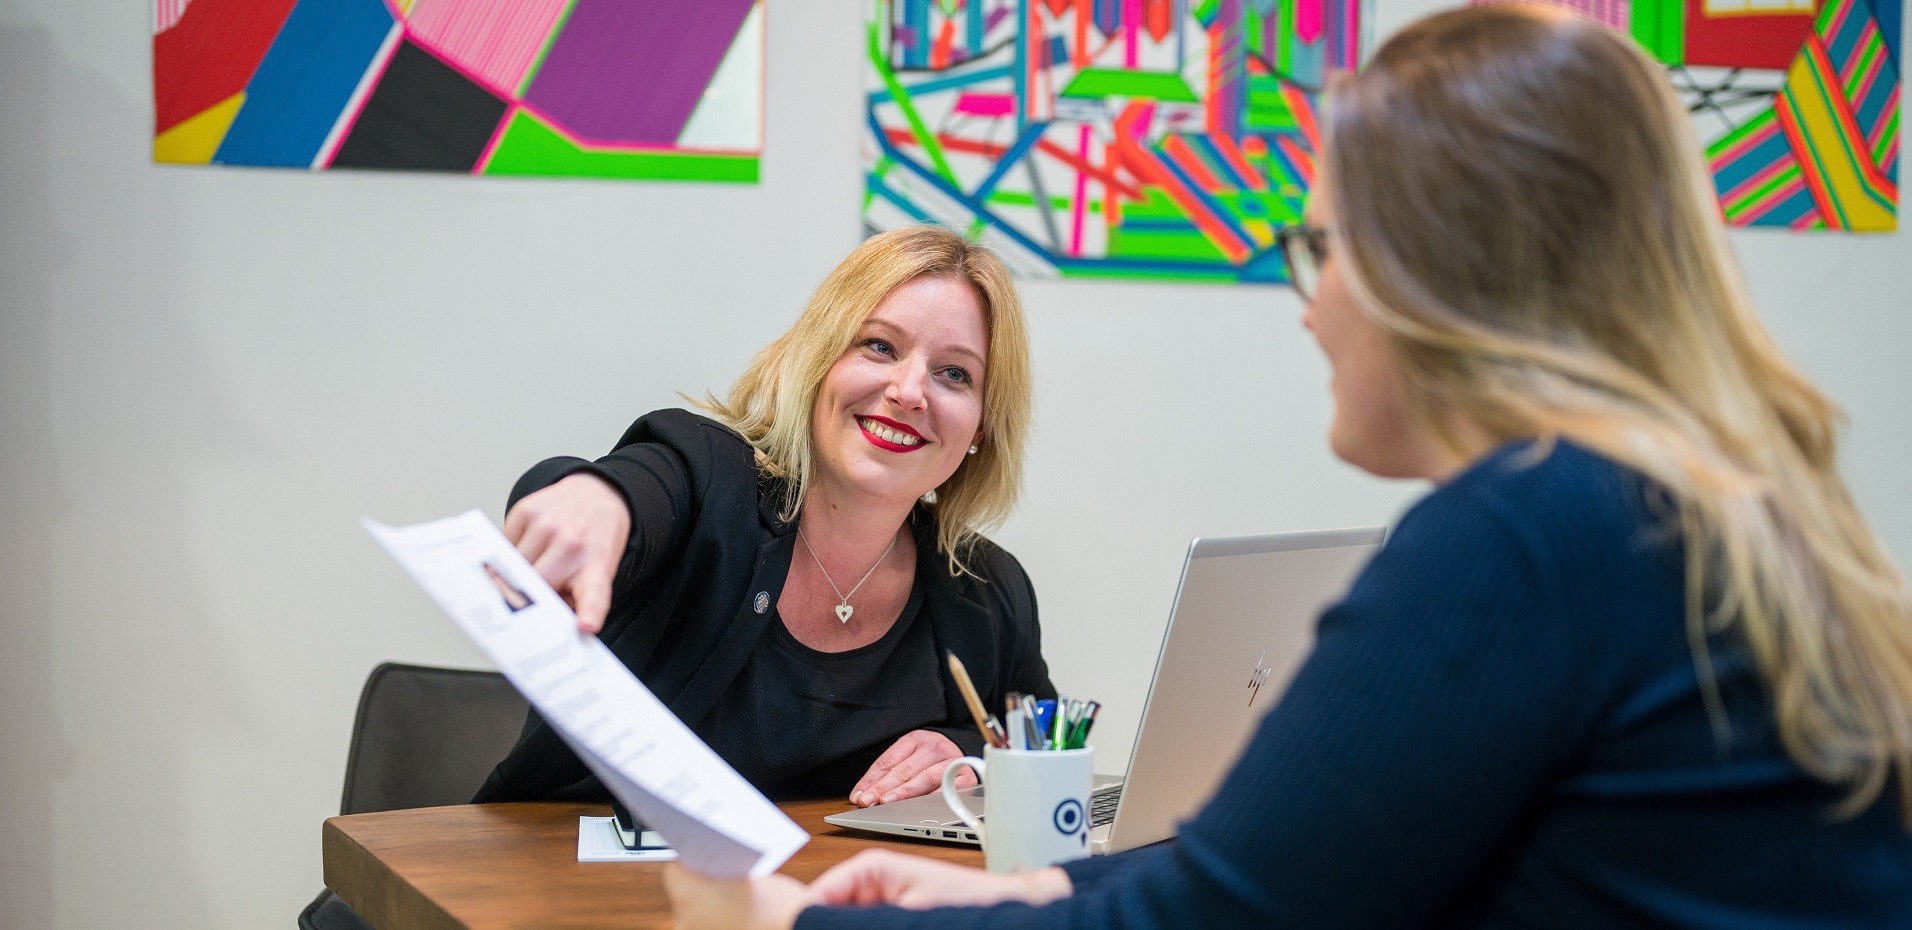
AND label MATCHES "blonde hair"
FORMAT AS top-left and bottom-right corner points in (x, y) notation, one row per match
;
(1325, 5), (1912, 820)
(696, 226), (1032, 576)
